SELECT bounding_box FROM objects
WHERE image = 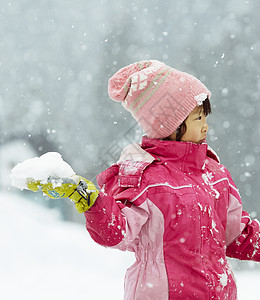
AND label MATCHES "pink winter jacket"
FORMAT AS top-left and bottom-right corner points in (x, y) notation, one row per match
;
(84, 137), (260, 300)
